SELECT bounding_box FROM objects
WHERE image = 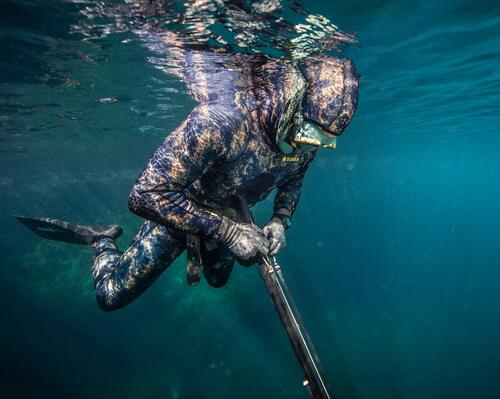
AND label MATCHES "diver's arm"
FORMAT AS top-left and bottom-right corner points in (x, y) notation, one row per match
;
(273, 153), (316, 227)
(128, 105), (239, 237)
